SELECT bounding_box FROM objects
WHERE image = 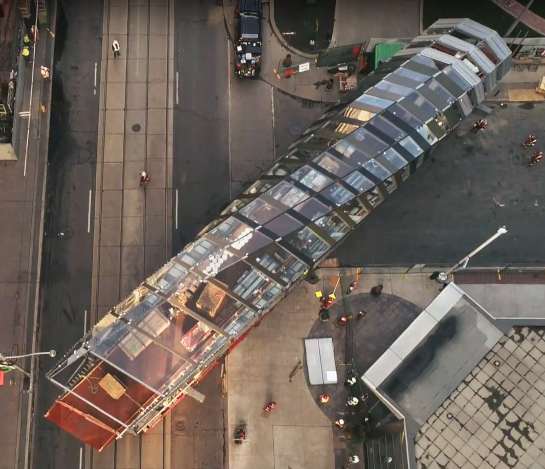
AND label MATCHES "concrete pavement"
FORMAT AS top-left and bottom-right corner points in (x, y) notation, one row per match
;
(226, 268), (441, 469)
(90, 0), (174, 467)
(0, 3), (57, 469)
